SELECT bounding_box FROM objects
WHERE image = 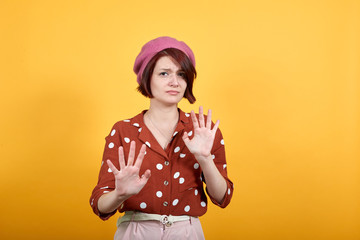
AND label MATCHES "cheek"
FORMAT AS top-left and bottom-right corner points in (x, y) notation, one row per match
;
(149, 81), (155, 92)
(180, 80), (187, 90)
(149, 77), (160, 93)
